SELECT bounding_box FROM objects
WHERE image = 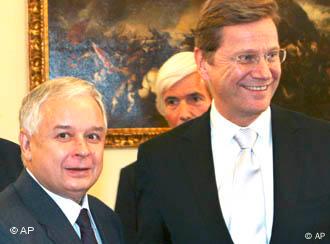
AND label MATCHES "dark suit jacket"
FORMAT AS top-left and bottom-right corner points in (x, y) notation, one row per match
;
(0, 138), (23, 191)
(136, 105), (330, 244)
(0, 170), (125, 244)
(115, 162), (138, 244)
